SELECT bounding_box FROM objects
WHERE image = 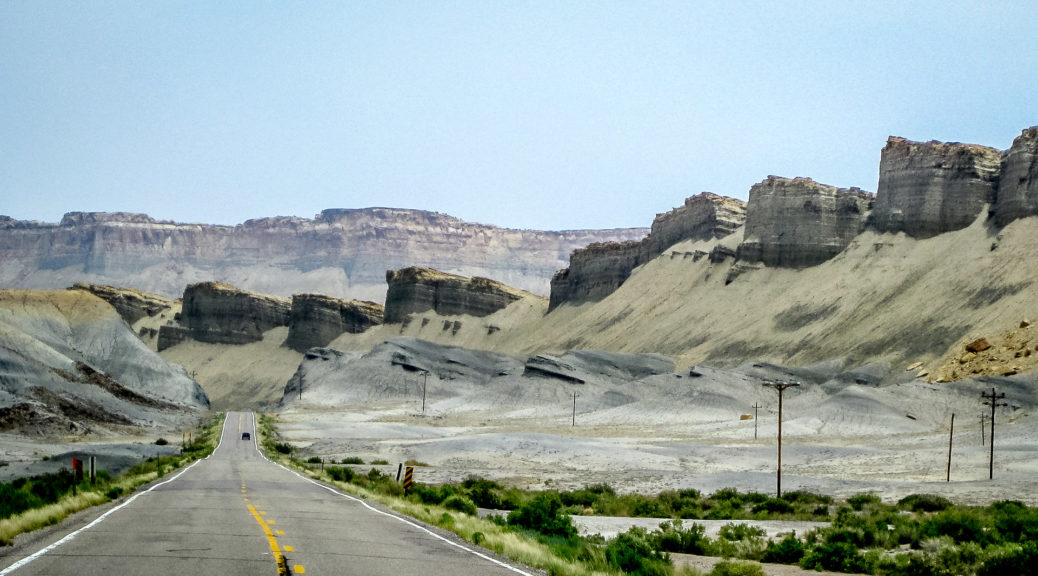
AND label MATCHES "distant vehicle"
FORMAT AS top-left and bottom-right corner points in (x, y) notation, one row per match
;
(241, 432), (251, 440)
